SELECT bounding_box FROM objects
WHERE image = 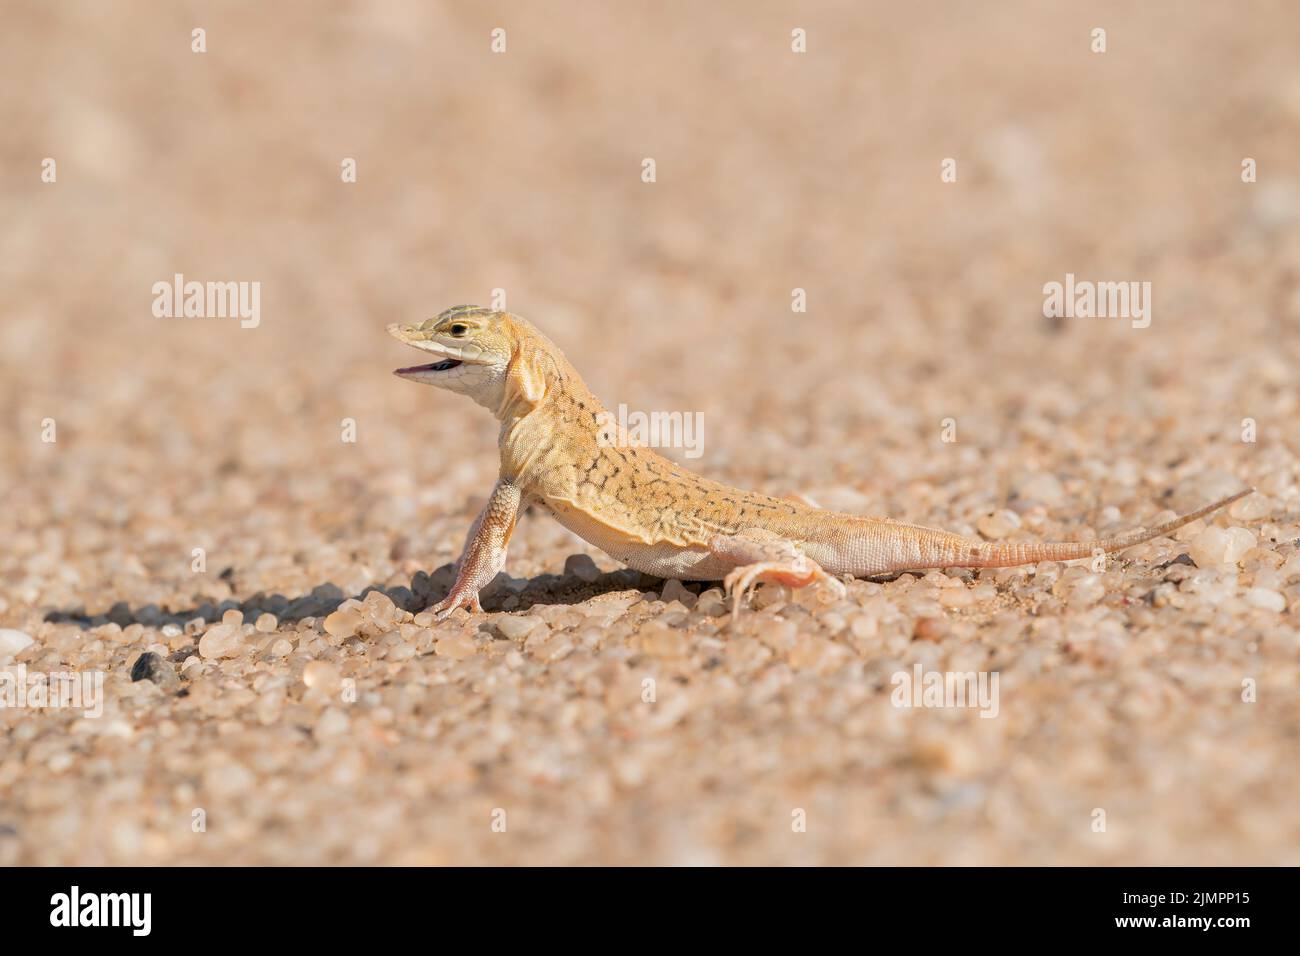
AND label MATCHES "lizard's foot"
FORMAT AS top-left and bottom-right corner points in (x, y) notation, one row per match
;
(722, 560), (846, 615)
(710, 531), (846, 615)
(429, 588), (483, 621)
